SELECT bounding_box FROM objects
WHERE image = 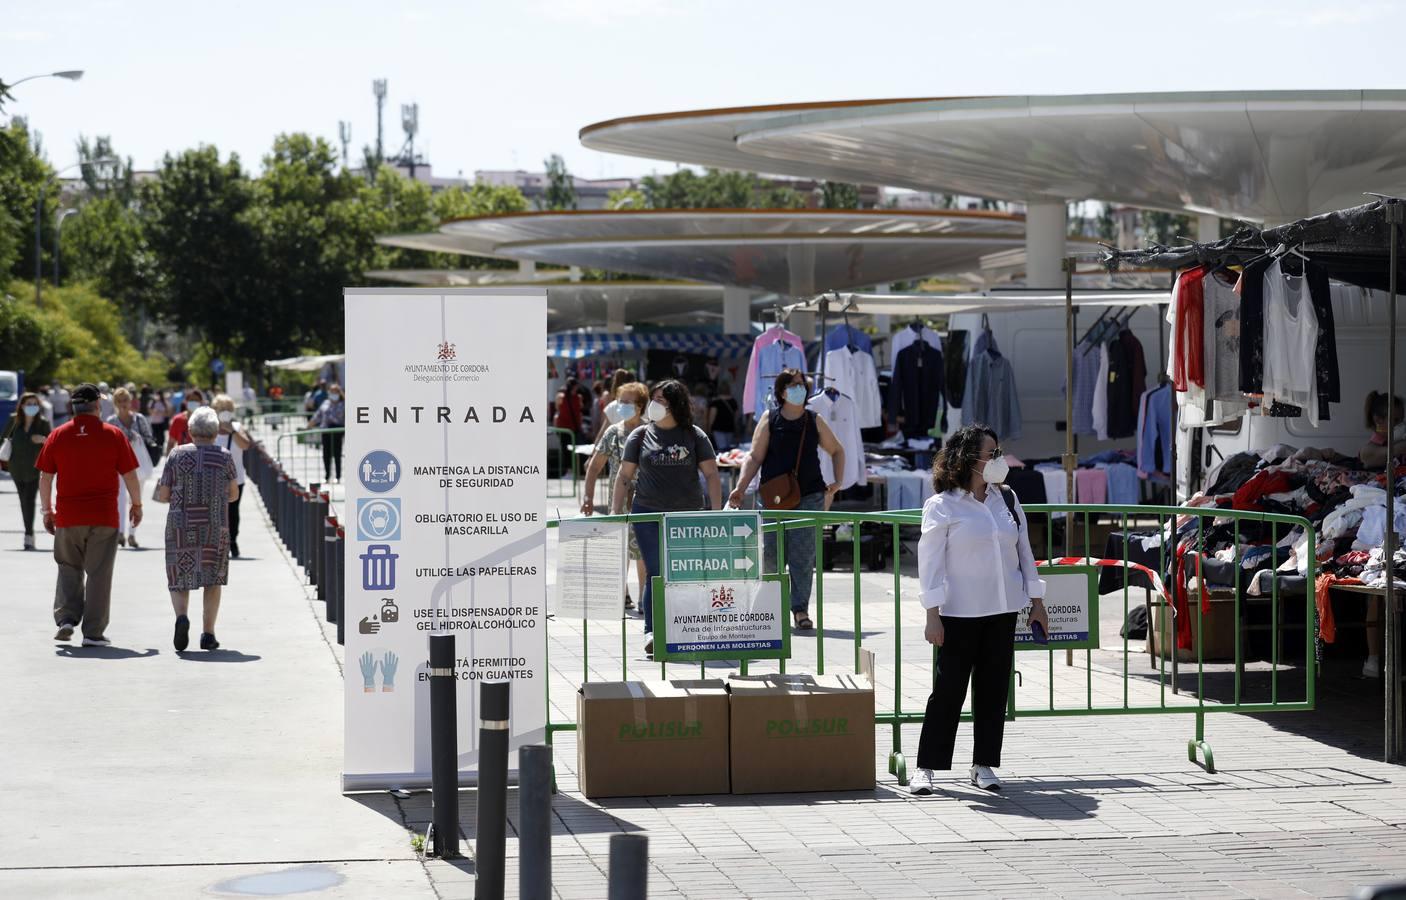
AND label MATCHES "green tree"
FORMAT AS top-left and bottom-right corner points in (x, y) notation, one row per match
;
(142, 144), (264, 363)
(638, 168), (805, 209)
(2, 281), (167, 385)
(75, 135), (137, 205)
(820, 181), (861, 209)
(0, 290), (65, 381)
(1139, 210), (1193, 246)
(0, 119), (56, 283)
(431, 180), (529, 221)
(605, 187), (647, 210)
(540, 153), (577, 211)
